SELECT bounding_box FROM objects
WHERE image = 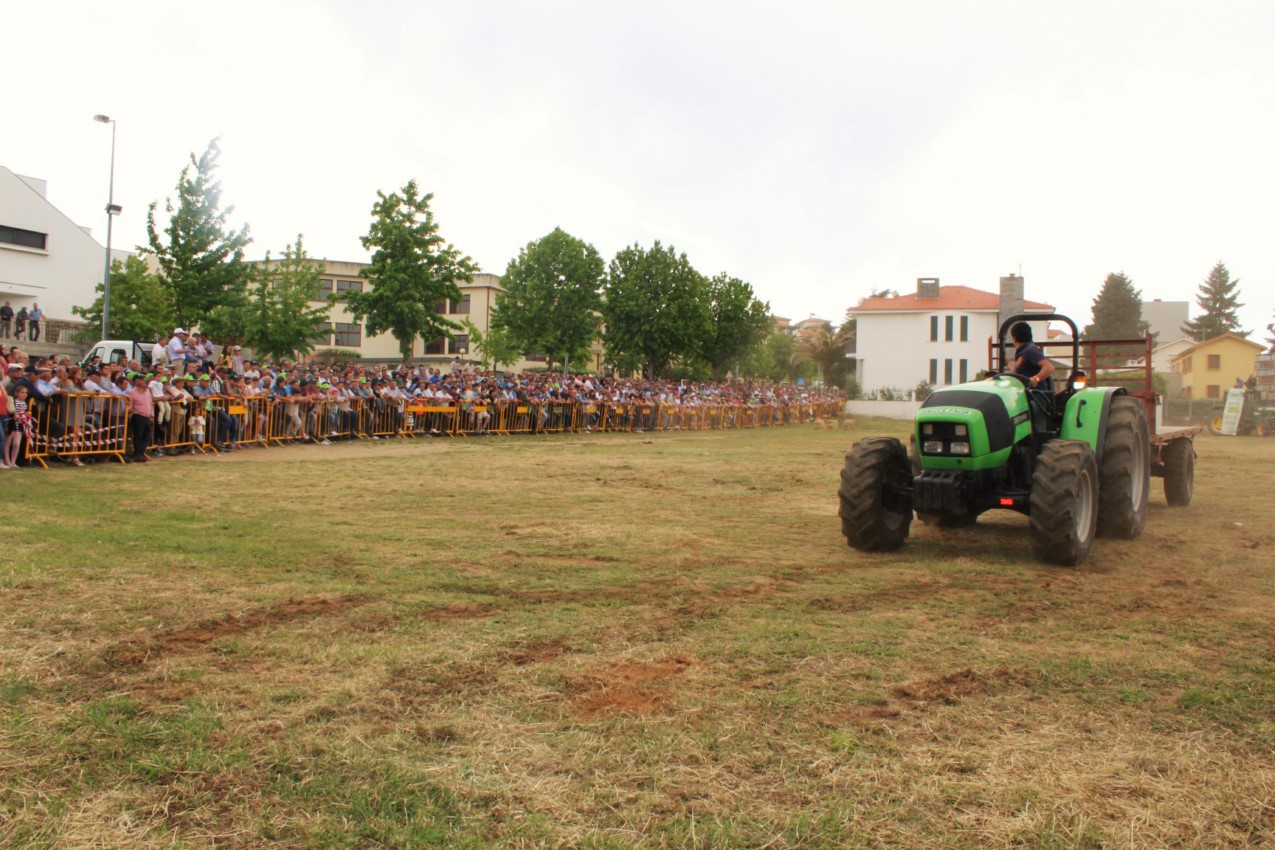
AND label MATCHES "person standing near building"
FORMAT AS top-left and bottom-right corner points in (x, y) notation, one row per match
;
(126, 372), (154, 462)
(27, 304), (42, 342)
(152, 335), (169, 367)
(0, 302), (12, 338)
(14, 306), (27, 341)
